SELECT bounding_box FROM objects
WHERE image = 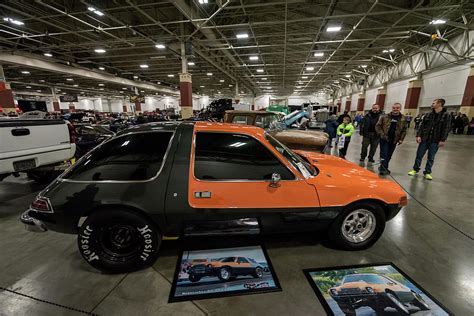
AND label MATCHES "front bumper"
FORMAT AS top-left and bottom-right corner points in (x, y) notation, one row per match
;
(20, 210), (48, 232)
